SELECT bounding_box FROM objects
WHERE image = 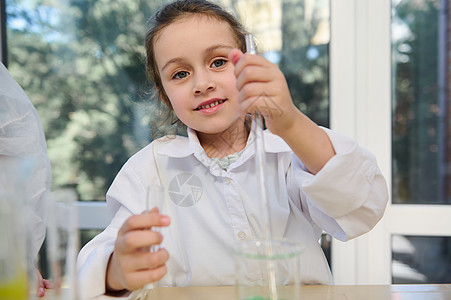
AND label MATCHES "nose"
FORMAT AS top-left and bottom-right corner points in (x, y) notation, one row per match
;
(193, 72), (216, 95)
